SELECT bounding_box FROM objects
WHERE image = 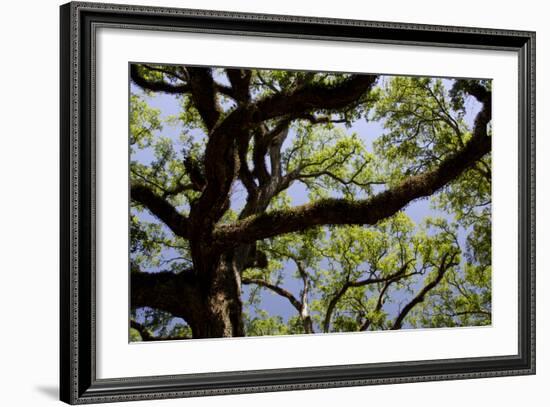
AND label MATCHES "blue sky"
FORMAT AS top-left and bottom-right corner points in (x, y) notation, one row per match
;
(130, 72), (483, 334)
